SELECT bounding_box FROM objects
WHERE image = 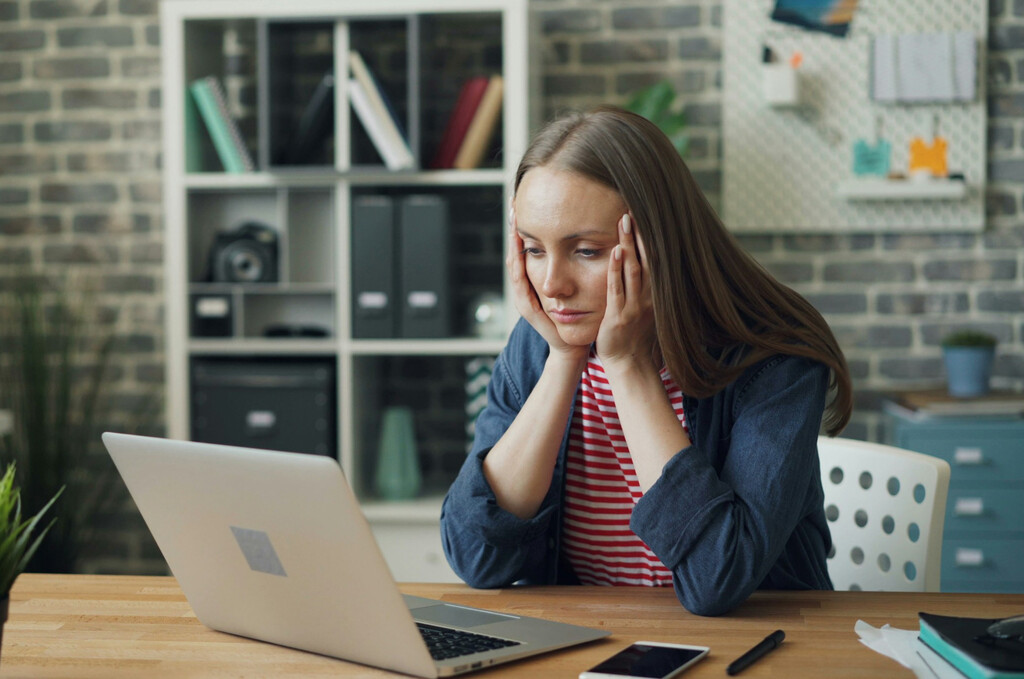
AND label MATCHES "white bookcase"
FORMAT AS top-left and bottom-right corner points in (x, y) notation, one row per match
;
(161, 0), (534, 582)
